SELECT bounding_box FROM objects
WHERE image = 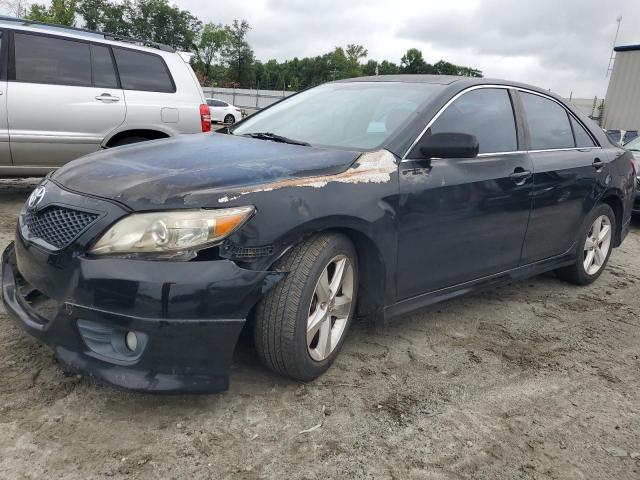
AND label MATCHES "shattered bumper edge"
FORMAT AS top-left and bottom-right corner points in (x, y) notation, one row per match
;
(2, 241), (280, 394)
